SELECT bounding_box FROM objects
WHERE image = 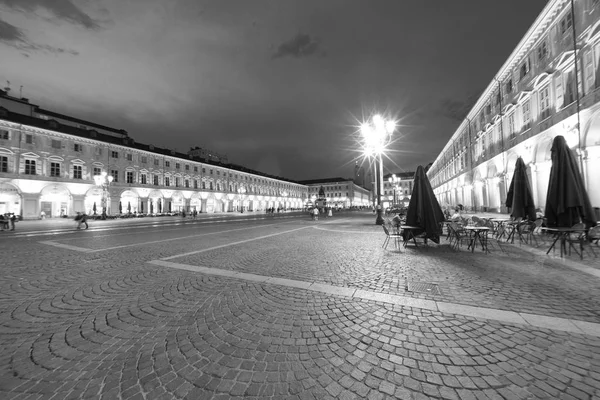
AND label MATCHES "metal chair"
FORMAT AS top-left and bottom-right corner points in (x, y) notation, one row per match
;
(382, 225), (402, 250)
(448, 222), (474, 251)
